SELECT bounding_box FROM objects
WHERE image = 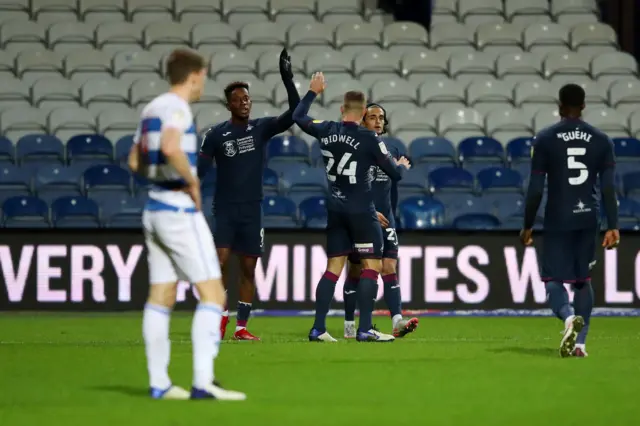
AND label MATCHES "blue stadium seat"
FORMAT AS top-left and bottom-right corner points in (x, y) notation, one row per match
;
(310, 141), (322, 166)
(500, 214), (543, 231)
(299, 196), (327, 229)
(437, 194), (491, 223)
(623, 172), (640, 196)
(620, 198), (640, 216)
(35, 164), (83, 191)
(477, 167), (523, 192)
(398, 166), (428, 192)
(2, 196), (49, 228)
(16, 134), (64, 165)
(398, 196), (445, 229)
(409, 137), (456, 164)
(67, 134), (113, 166)
(511, 162), (531, 179)
(458, 137), (504, 175)
(0, 164), (32, 191)
(282, 165), (328, 193)
(102, 195), (145, 228)
(619, 221), (640, 230)
(613, 137), (640, 161)
(268, 160), (310, 177)
(90, 190), (136, 217)
(0, 137), (14, 163)
(453, 213), (500, 230)
(0, 189), (31, 205)
(35, 164), (84, 203)
(263, 195), (298, 228)
(83, 164), (132, 194)
(37, 189), (83, 205)
(506, 137), (533, 163)
(51, 196), (100, 228)
(482, 193), (524, 219)
(115, 134), (134, 161)
(616, 162), (637, 178)
(267, 136), (309, 161)
(263, 168), (278, 196)
(601, 198), (640, 229)
(428, 167), (474, 192)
